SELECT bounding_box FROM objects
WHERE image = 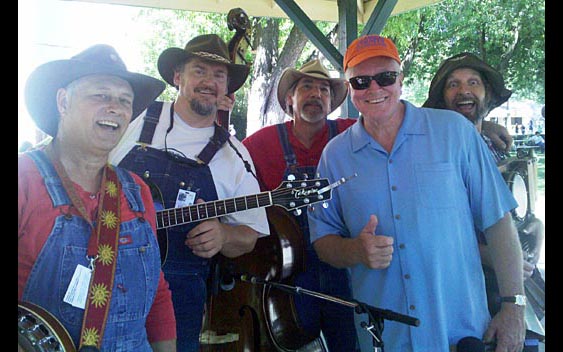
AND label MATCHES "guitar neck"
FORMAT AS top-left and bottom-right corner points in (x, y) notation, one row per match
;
(156, 191), (272, 229)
